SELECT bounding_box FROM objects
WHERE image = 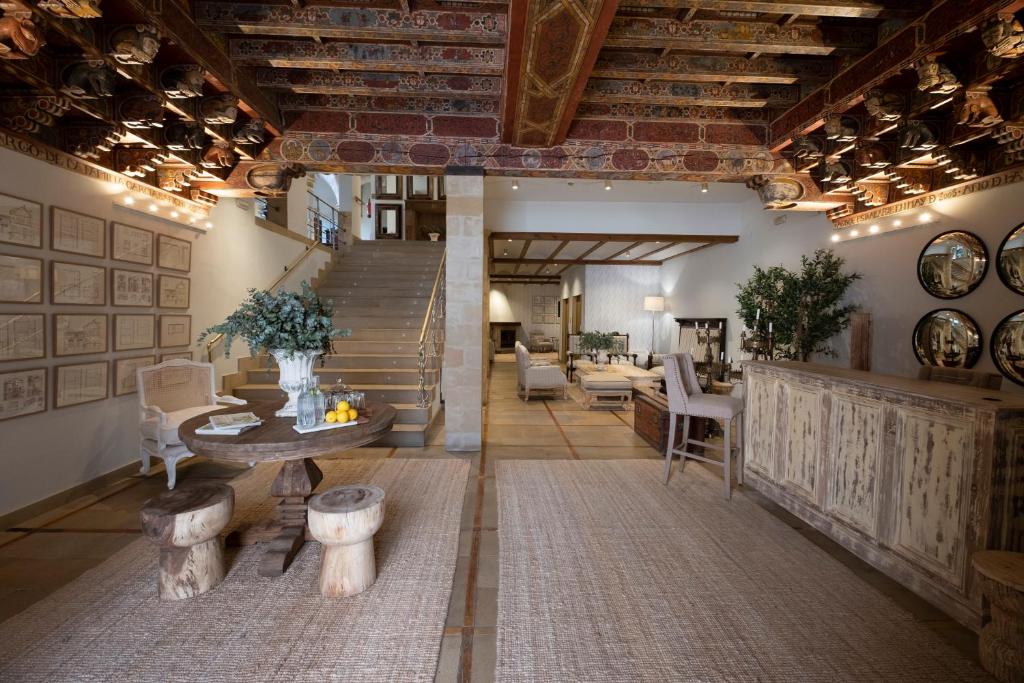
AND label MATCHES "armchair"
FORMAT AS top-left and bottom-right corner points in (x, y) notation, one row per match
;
(137, 359), (247, 489)
(515, 342), (567, 400)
